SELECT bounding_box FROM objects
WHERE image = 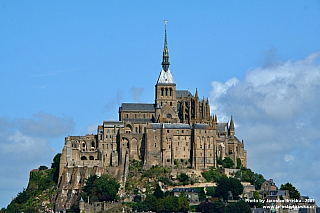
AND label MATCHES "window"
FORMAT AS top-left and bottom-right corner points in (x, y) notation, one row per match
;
(177, 130), (179, 133)
(170, 102), (172, 106)
(161, 88), (164, 96)
(182, 130), (184, 133)
(155, 143), (157, 147)
(167, 114), (172, 118)
(165, 88), (168, 96)
(135, 114), (137, 118)
(170, 88), (172, 96)
(167, 130), (169, 133)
